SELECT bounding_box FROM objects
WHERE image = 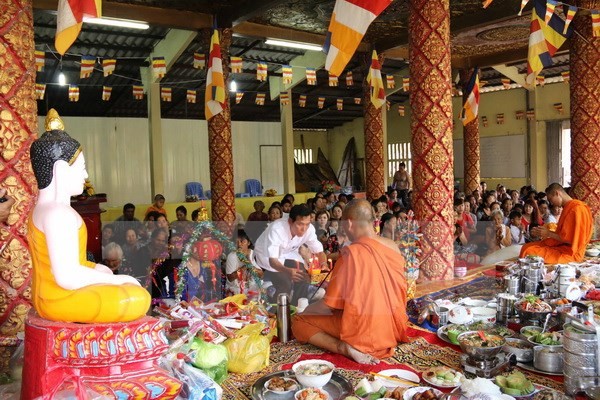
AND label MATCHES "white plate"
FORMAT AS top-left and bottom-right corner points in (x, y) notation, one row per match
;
(421, 367), (462, 388)
(376, 369), (420, 388)
(264, 377), (299, 394)
(403, 386), (443, 400)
